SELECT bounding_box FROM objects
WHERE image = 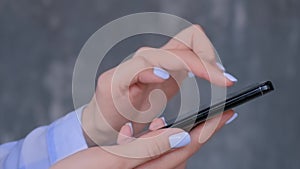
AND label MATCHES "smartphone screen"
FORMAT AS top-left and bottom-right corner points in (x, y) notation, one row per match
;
(163, 81), (274, 131)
